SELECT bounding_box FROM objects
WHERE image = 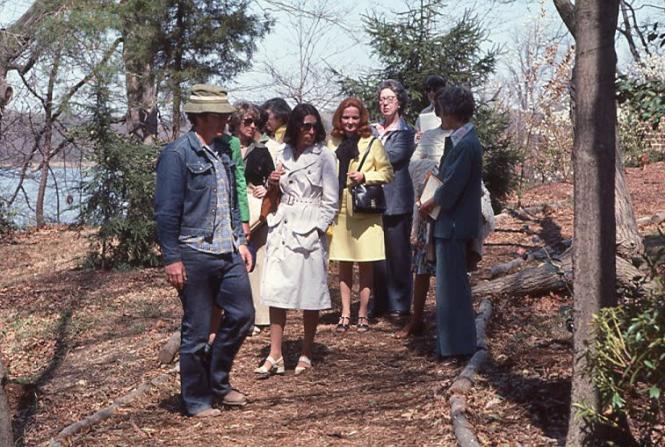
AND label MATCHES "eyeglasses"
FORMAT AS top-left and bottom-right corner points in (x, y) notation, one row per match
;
(378, 96), (398, 105)
(300, 122), (317, 131)
(241, 117), (256, 126)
